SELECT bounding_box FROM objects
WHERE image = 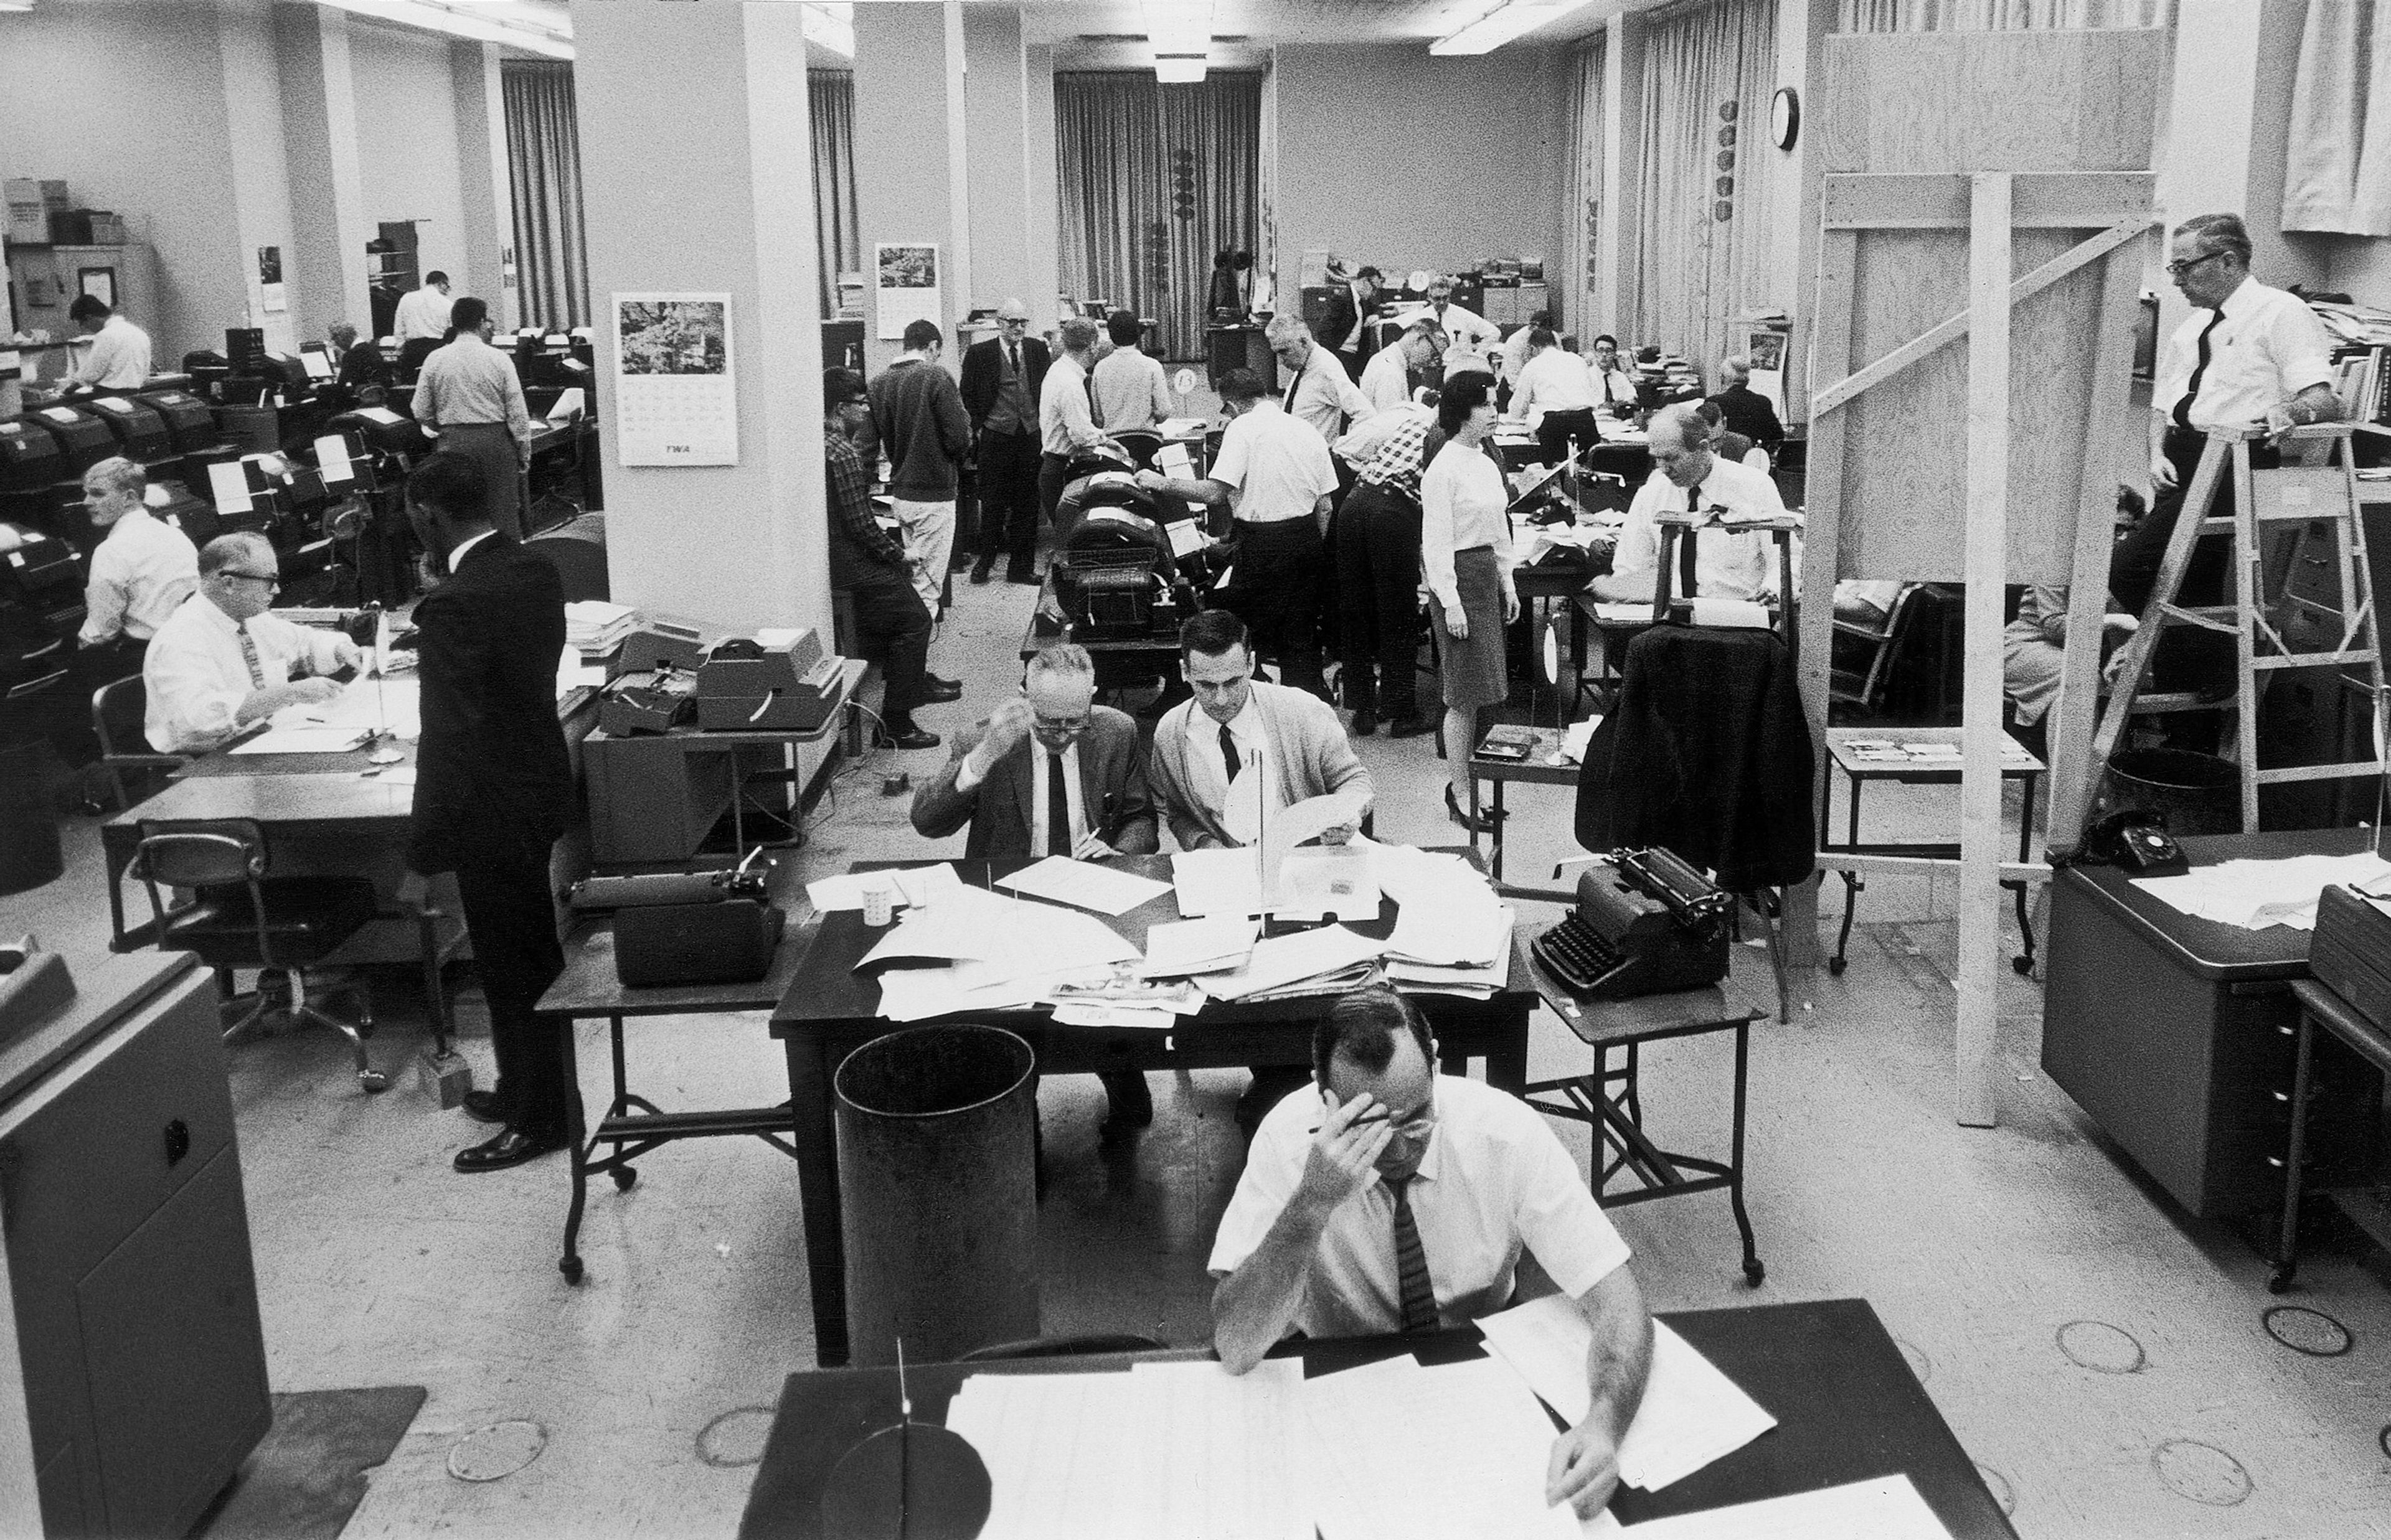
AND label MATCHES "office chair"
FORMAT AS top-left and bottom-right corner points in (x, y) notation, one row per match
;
(958, 1333), (1166, 1363)
(132, 818), (388, 1092)
(1108, 428), (1164, 471)
(527, 516), (611, 603)
(90, 674), (186, 812)
(1828, 581), (1923, 719)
